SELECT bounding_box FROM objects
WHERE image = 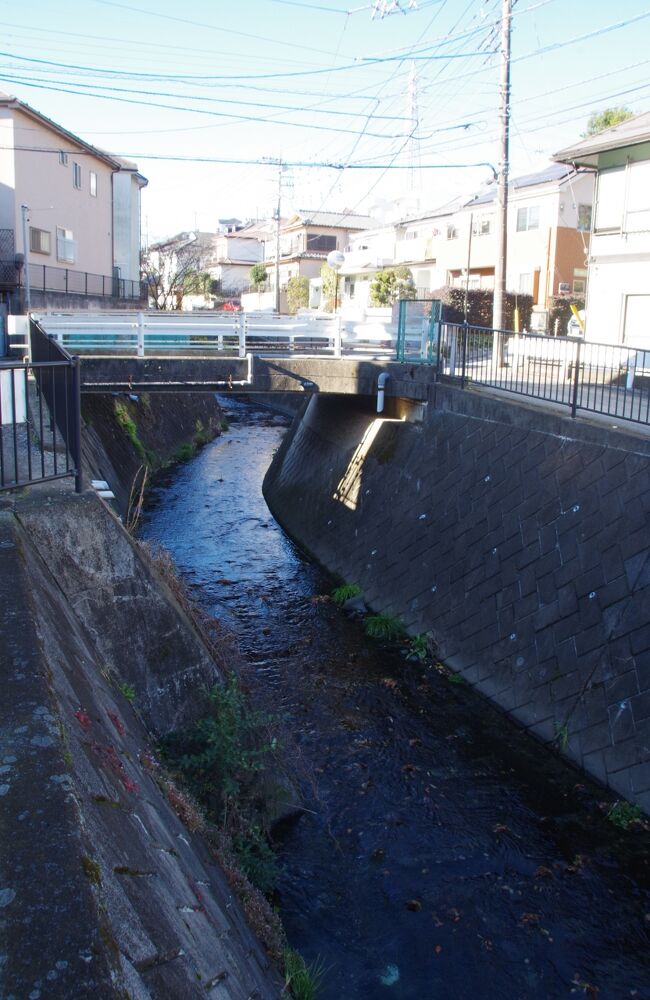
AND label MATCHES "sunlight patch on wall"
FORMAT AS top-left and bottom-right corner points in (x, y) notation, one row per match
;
(333, 418), (401, 511)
